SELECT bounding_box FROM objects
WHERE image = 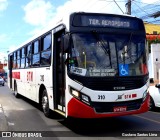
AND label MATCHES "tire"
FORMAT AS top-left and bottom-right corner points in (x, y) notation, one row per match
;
(149, 96), (155, 111)
(14, 82), (20, 98)
(2, 83), (4, 86)
(41, 89), (52, 117)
